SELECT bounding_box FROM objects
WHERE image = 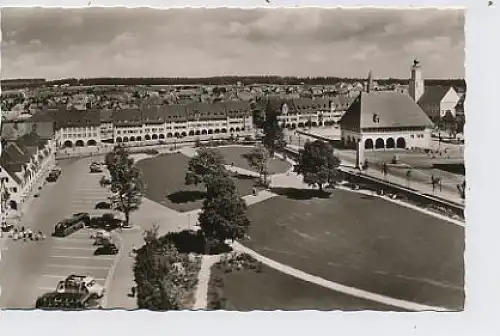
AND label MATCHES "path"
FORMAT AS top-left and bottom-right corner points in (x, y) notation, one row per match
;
(108, 145), (462, 310)
(192, 255), (219, 310)
(231, 242), (449, 312)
